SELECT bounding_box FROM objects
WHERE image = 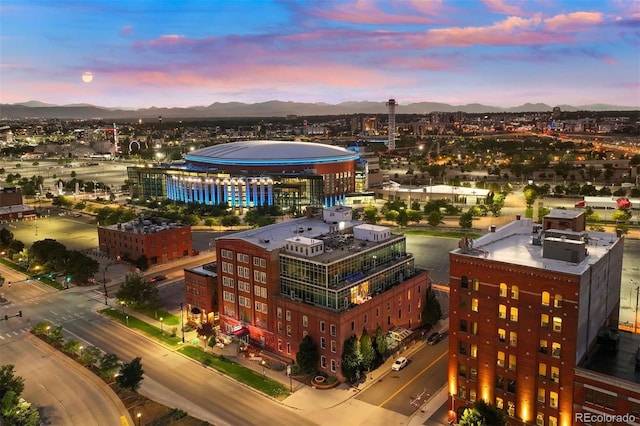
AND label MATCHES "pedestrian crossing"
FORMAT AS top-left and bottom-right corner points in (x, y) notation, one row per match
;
(0, 327), (30, 340)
